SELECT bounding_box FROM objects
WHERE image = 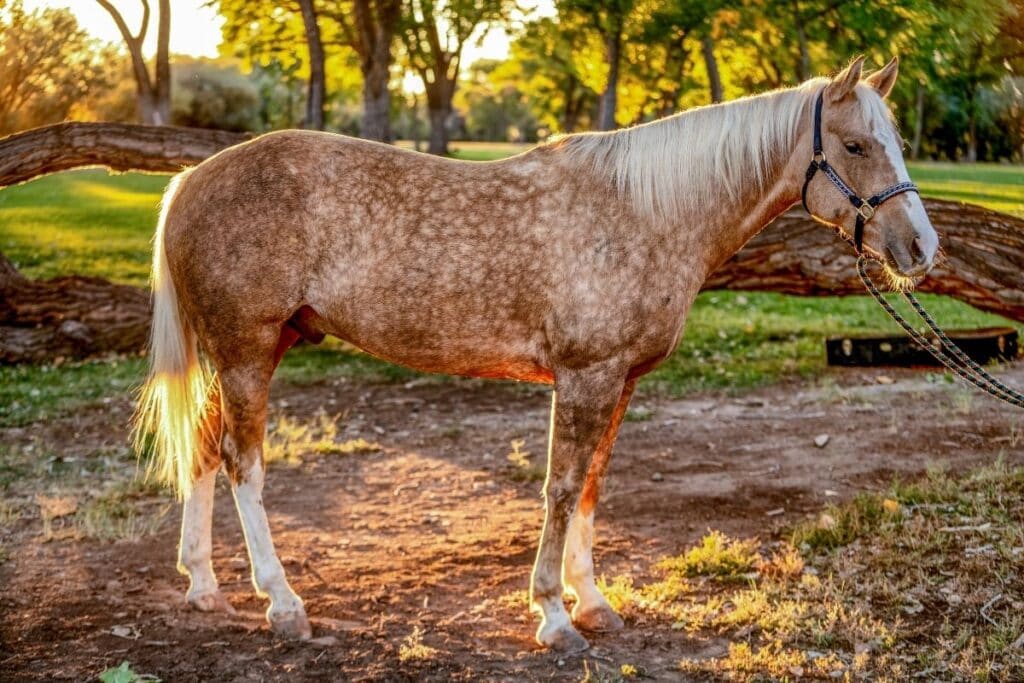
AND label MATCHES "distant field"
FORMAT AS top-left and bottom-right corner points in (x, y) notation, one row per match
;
(1, 153), (1022, 425)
